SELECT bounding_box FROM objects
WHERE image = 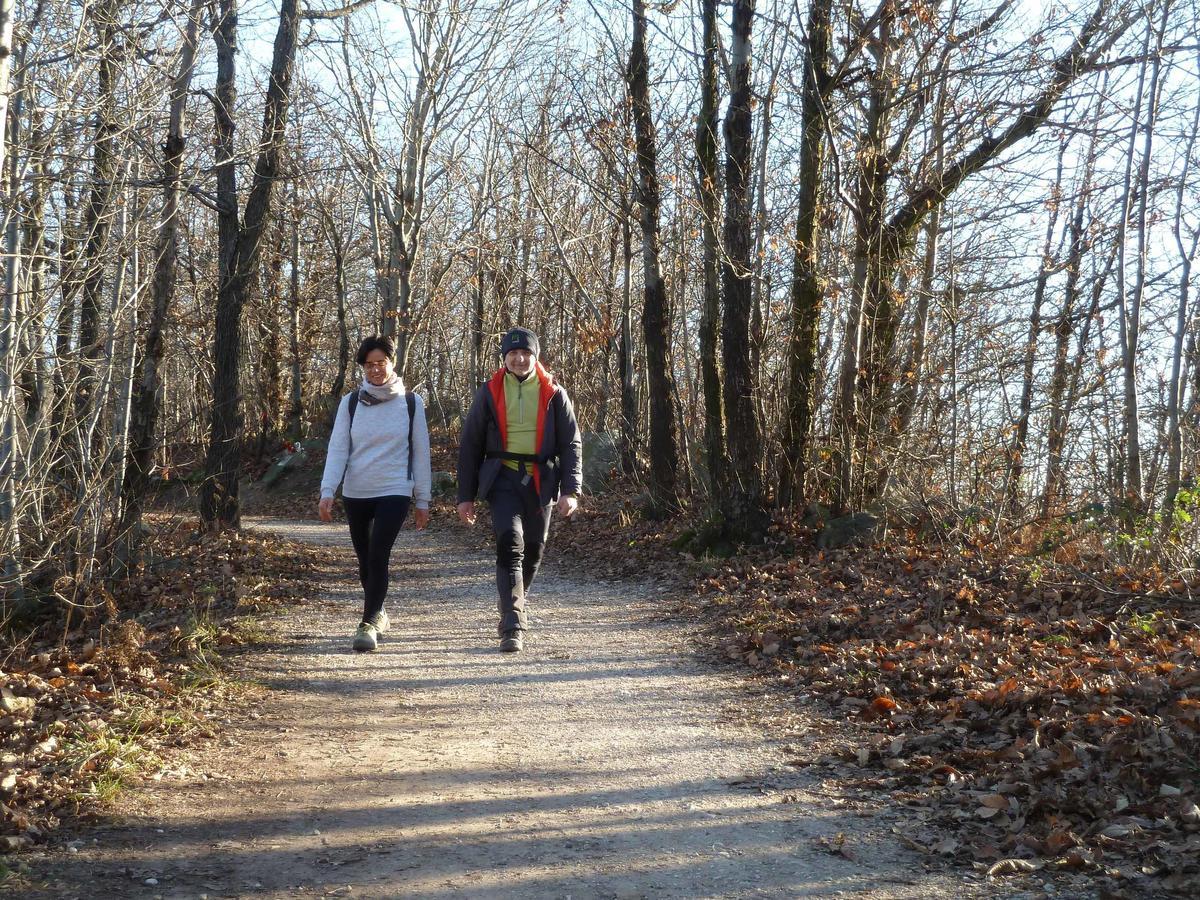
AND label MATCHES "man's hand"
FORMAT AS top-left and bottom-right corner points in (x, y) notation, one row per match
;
(413, 507), (430, 530)
(457, 501), (476, 525)
(557, 494), (579, 519)
(318, 497), (334, 522)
